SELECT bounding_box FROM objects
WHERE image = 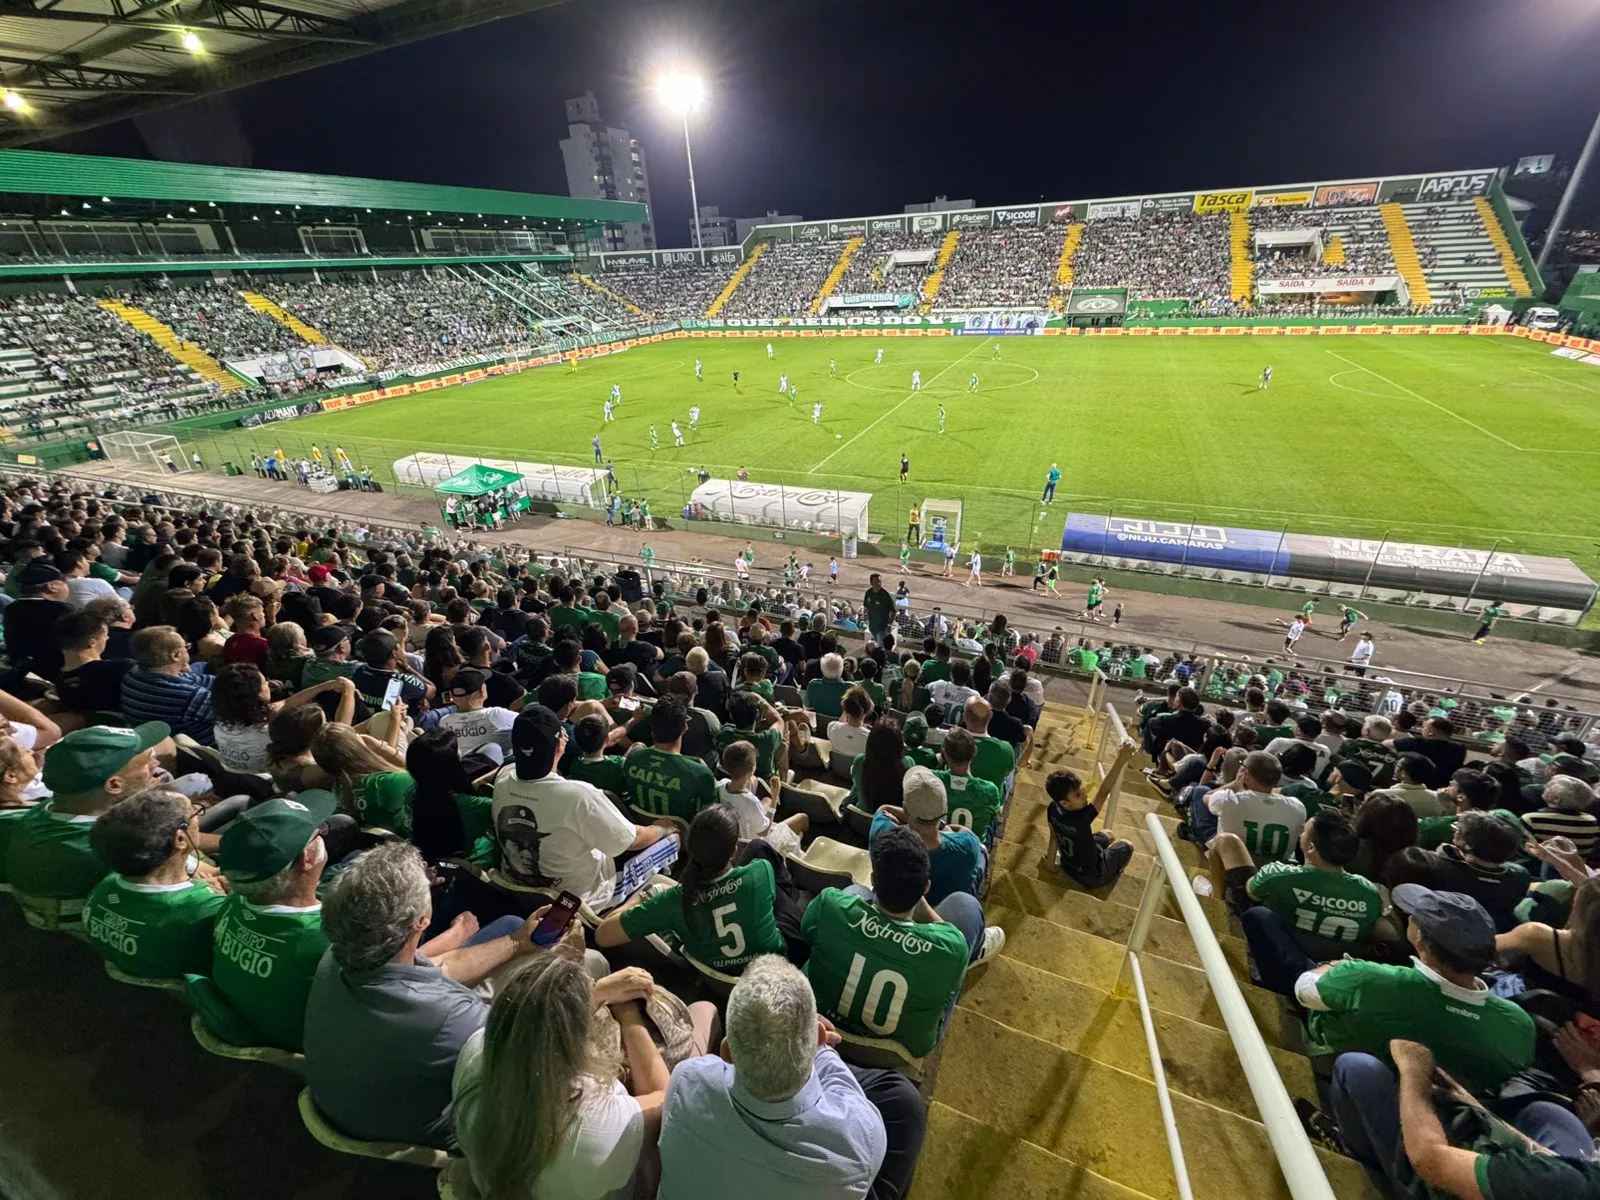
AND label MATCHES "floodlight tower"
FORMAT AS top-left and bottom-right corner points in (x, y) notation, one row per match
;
(659, 73), (707, 256)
